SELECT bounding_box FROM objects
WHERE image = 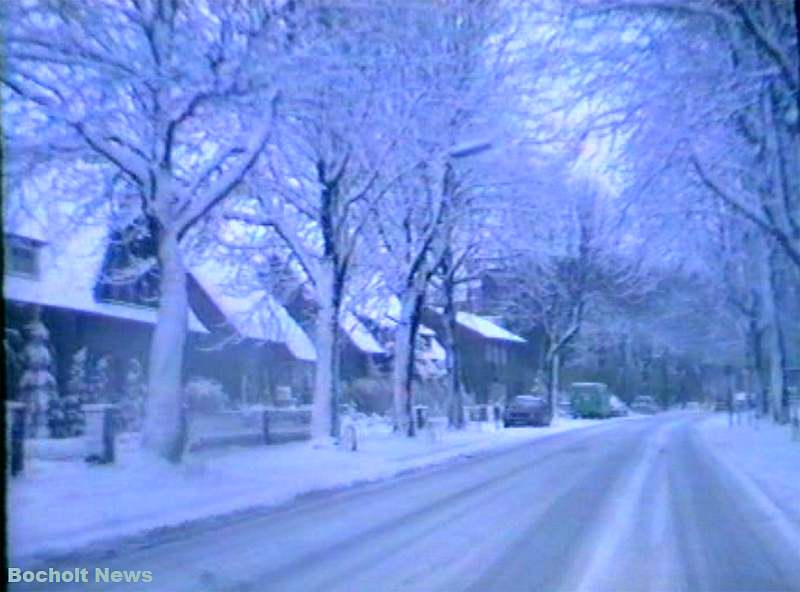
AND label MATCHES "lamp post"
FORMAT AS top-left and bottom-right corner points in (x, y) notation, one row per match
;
(448, 141), (493, 160)
(439, 140), (493, 431)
